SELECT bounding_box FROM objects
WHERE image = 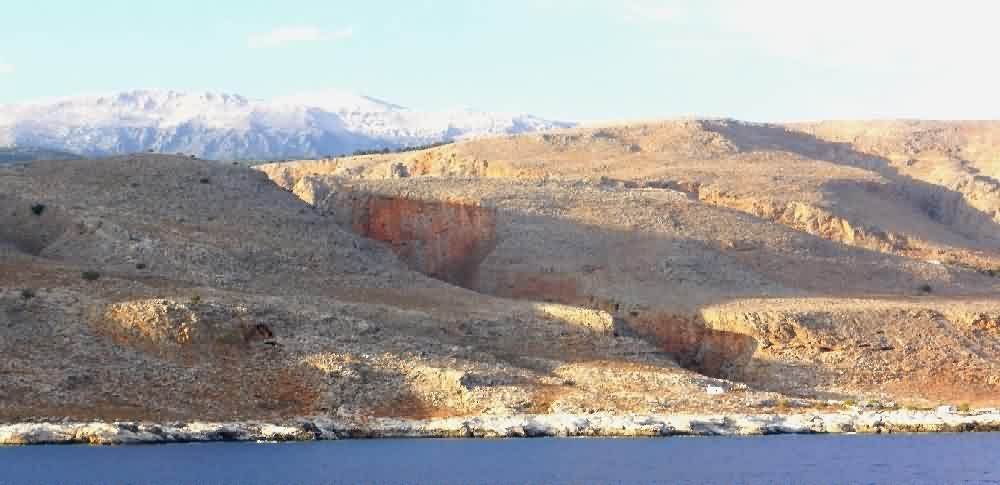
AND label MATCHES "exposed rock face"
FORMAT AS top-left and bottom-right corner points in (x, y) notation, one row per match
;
(694, 187), (911, 253)
(0, 421), (326, 445)
(689, 185), (1000, 274)
(332, 193), (498, 287)
(4, 409), (1000, 445)
(291, 176), (333, 206)
(98, 299), (276, 349)
(623, 313), (758, 378)
(303, 178), (1000, 404)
